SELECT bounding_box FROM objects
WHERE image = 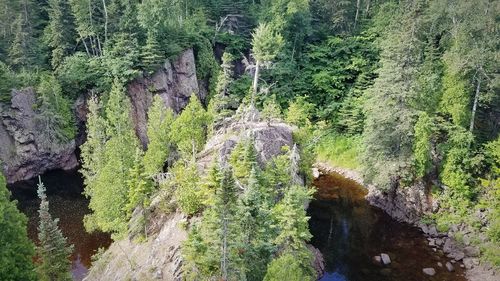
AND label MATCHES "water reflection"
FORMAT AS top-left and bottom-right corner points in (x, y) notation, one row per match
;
(309, 172), (466, 281)
(9, 169), (112, 281)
